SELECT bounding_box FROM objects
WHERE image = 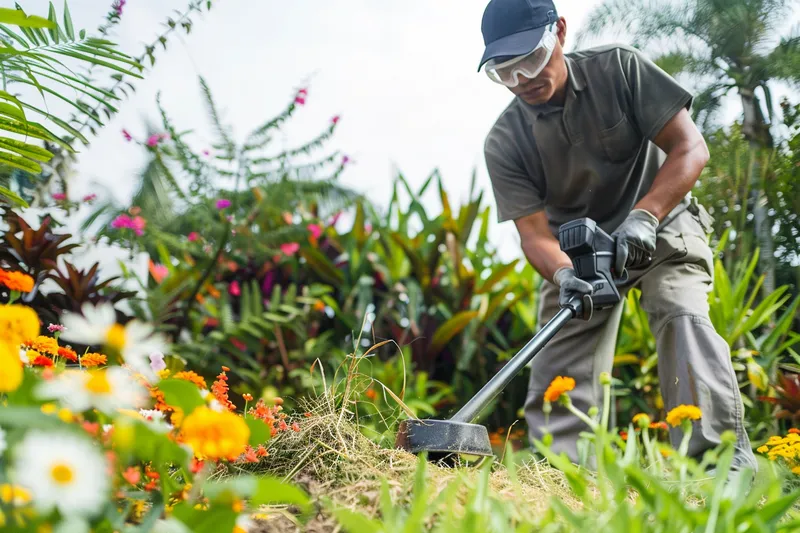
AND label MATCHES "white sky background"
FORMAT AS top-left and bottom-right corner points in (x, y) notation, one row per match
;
(15, 0), (797, 265)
